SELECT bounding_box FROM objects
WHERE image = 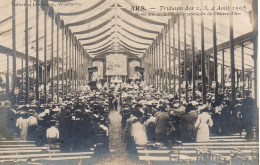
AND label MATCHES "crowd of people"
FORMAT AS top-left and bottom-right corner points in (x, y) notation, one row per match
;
(115, 82), (259, 152)
(0, 91), (110, 152)
(0, 80), (258, 154)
